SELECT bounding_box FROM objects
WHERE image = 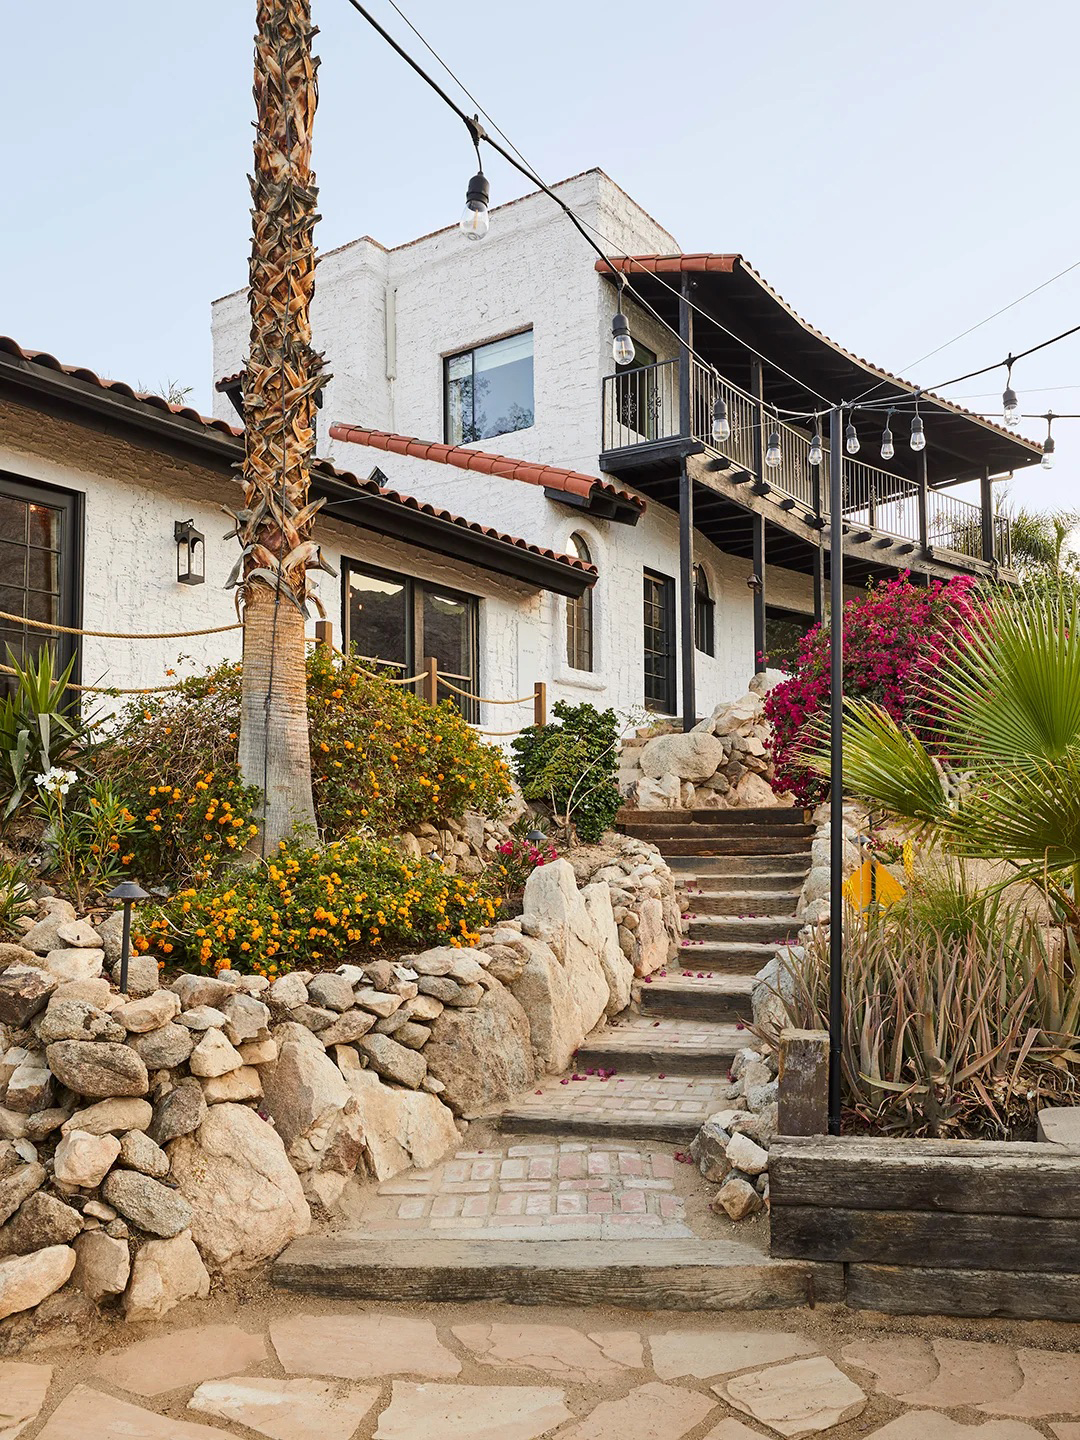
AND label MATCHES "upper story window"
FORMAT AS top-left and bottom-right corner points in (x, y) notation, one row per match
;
(693, 564), (714, 656)
(565, 533), (594, 673)
(445, 331), (534, 445)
